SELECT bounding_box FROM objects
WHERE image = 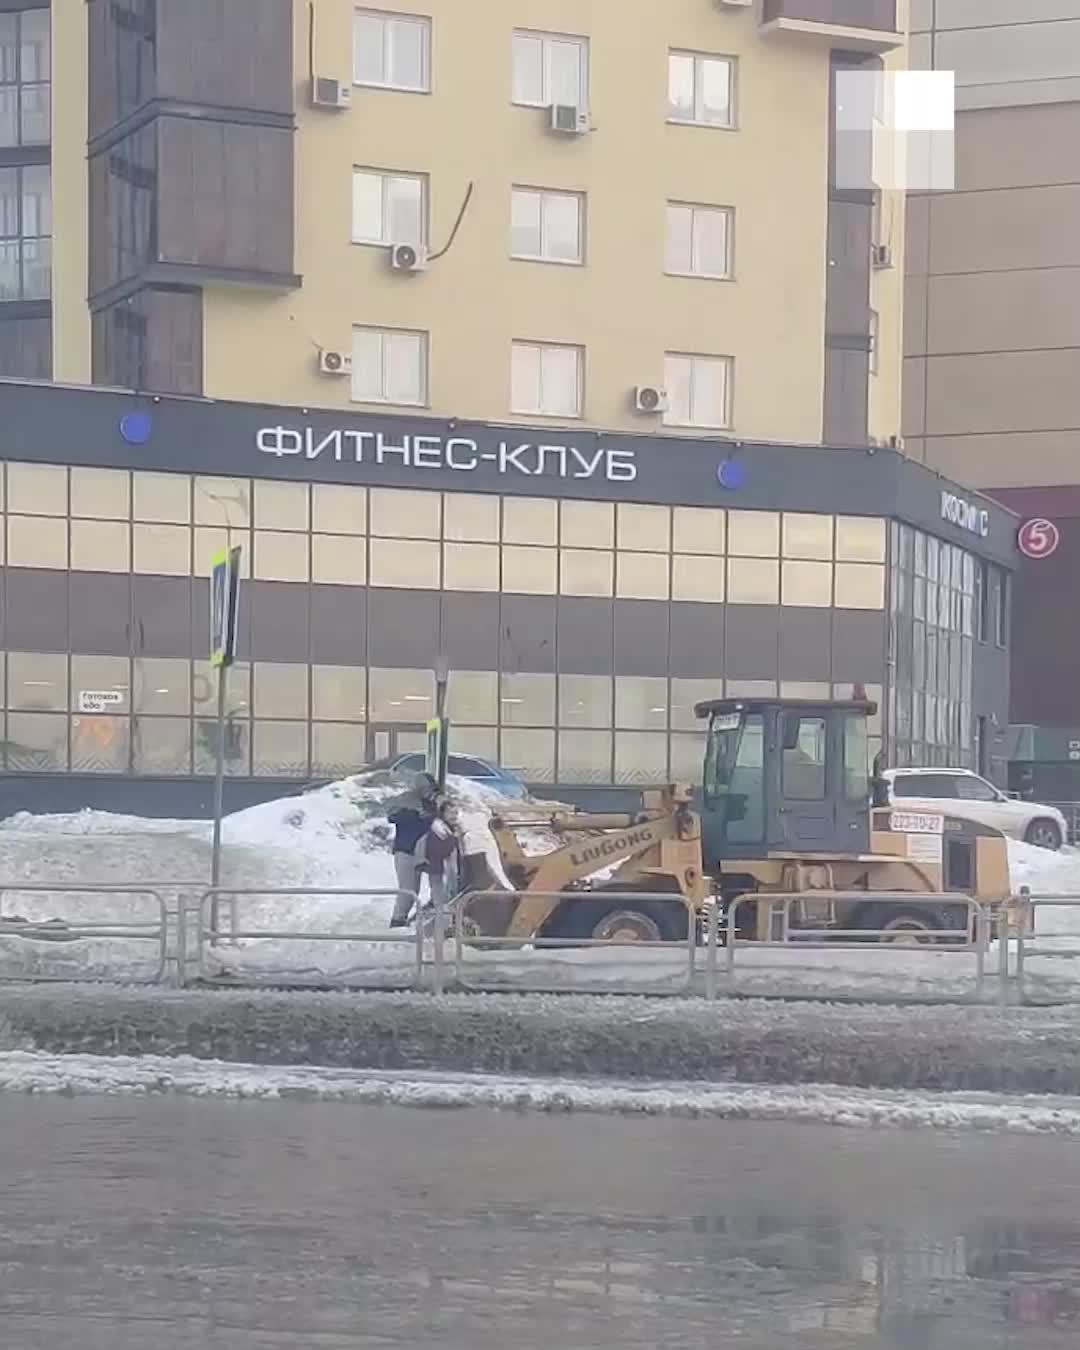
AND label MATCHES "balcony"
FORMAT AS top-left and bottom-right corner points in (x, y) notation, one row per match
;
(760, 0), (904, 54)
